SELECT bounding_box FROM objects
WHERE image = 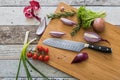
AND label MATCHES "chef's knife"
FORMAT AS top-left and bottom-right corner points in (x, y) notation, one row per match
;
(43, 38), (112, 53)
